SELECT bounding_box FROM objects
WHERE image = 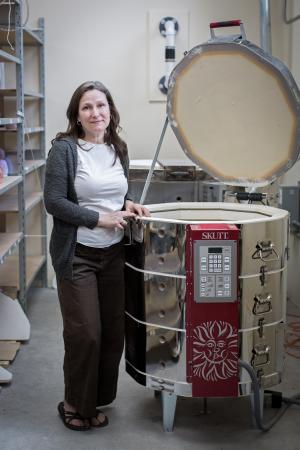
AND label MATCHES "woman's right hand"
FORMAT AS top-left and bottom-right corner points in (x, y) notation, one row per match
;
(97, 211), (136, 230)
